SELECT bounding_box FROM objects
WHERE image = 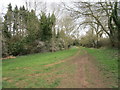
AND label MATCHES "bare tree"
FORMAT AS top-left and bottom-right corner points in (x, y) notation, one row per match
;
(64, 1), (118, 47)
(58, 15), (75, 49)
